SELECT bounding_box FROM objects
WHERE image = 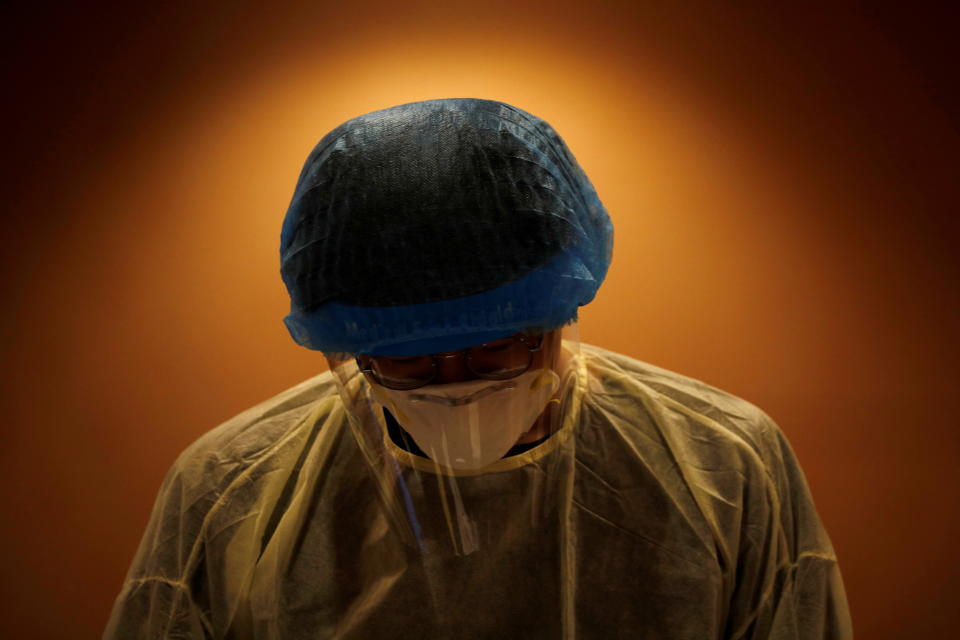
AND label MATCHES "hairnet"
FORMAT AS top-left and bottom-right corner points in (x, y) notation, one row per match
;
(279, 98), (613, 356)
